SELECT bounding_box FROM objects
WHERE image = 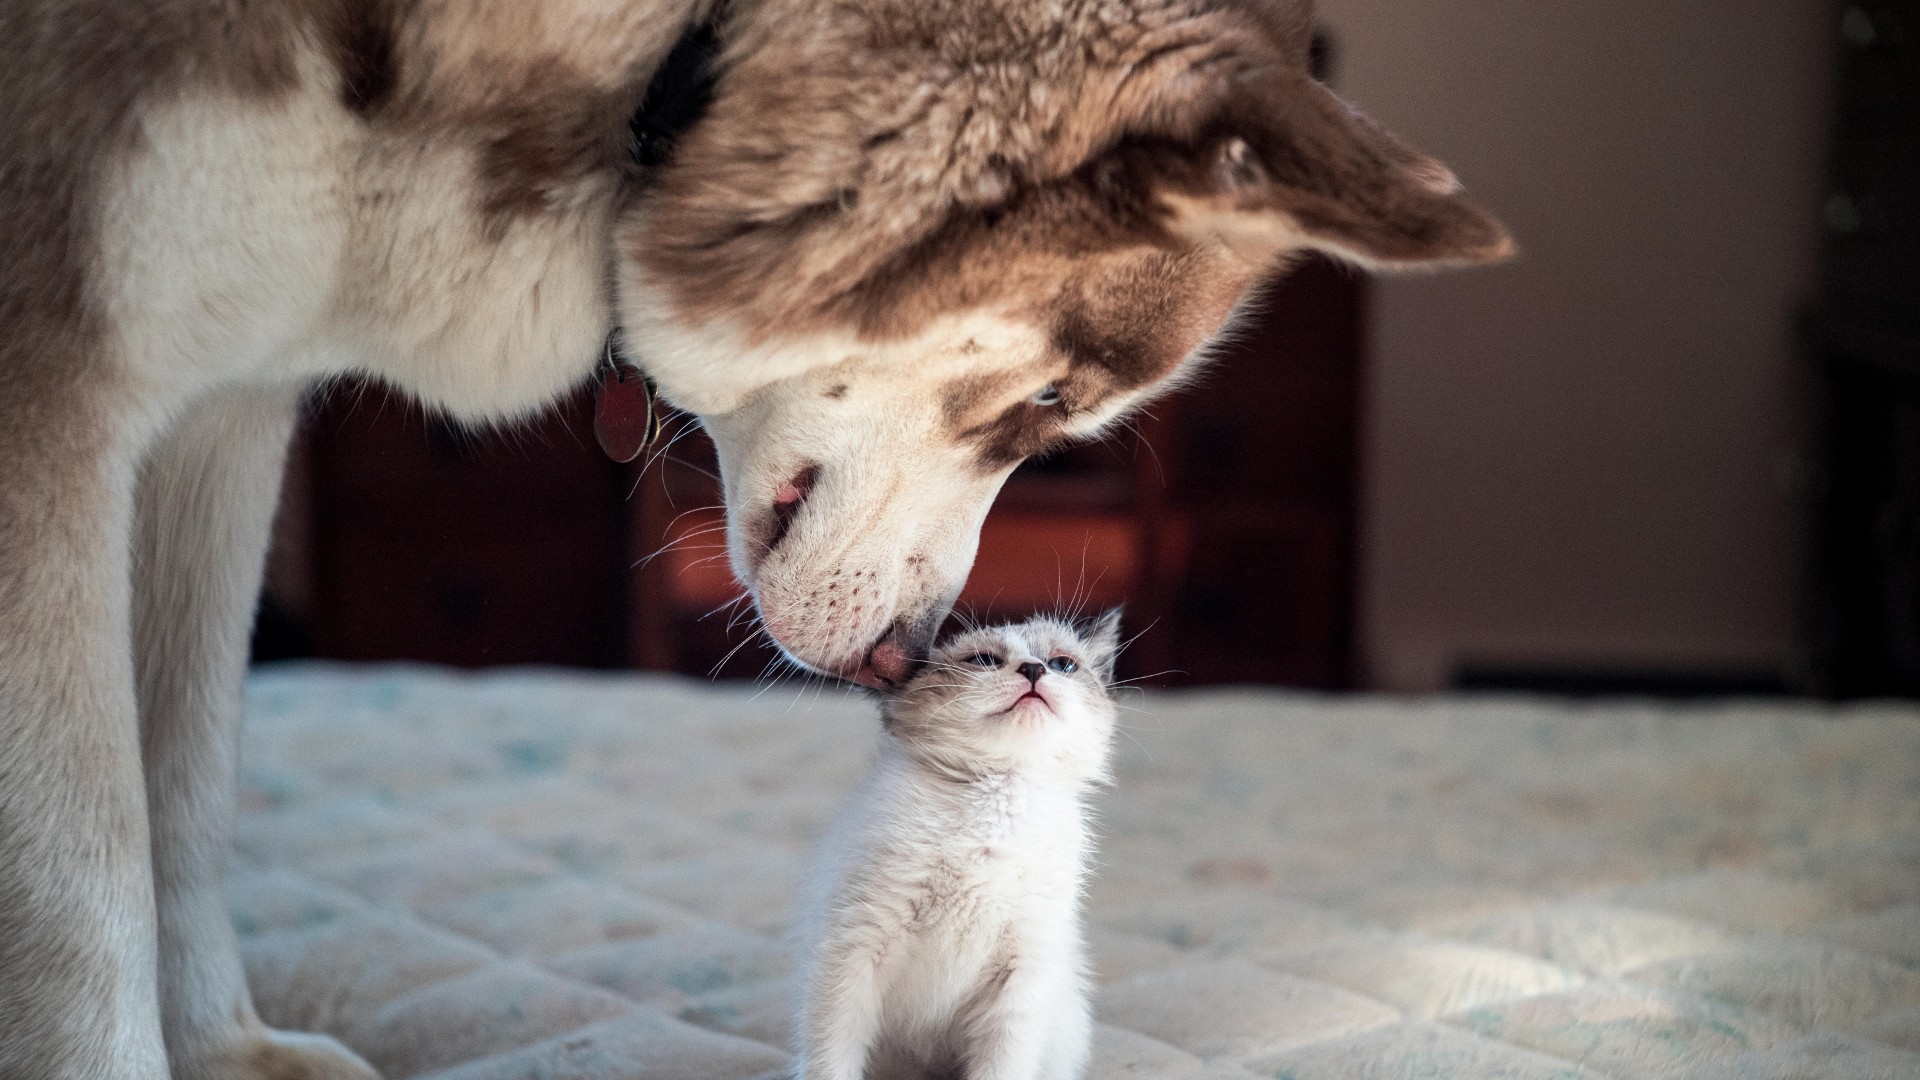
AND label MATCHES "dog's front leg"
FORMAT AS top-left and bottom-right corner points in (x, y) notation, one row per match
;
(133, 384), (378, 1080)
(0, 387), (169, 1078)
